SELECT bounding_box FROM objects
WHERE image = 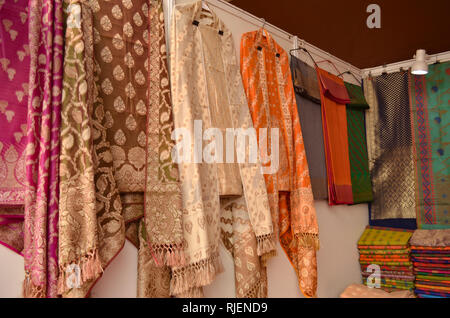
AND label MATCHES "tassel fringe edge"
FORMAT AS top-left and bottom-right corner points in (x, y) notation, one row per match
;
(57, 248), (103, 295)
(23, 273), (46, 298)
(150, 243), (185, 267)
(295, 232), (320, 250)
(170, 252), (223, 296)
(256, 233), (276, 256)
